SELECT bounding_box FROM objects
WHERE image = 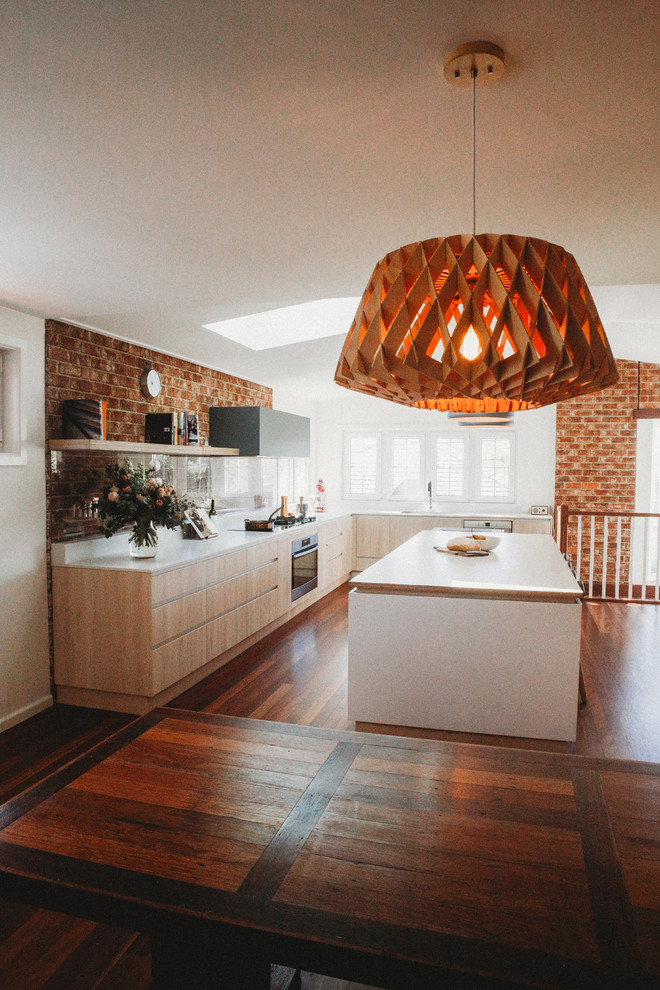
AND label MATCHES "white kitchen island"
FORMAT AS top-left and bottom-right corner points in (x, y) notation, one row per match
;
(348, 530), (584, 742)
